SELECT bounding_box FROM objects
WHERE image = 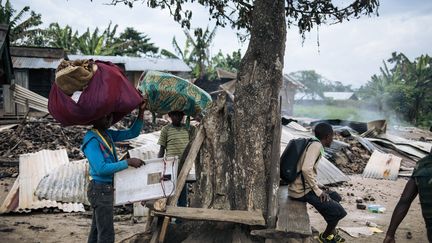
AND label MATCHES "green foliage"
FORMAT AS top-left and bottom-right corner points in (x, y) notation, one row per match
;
(45, 23), (78, 53)
(359, 52), (432, 127)
(0, 0), (43, 45)
(210, 49), (242, 73)
(163, 26), (217, 79)
(41, 22), (159, 56)
(294, 103), (385, 122)
(290, 70), (352, 98)
(110, 0), (379, 35)
(112, 27), (159, 56)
